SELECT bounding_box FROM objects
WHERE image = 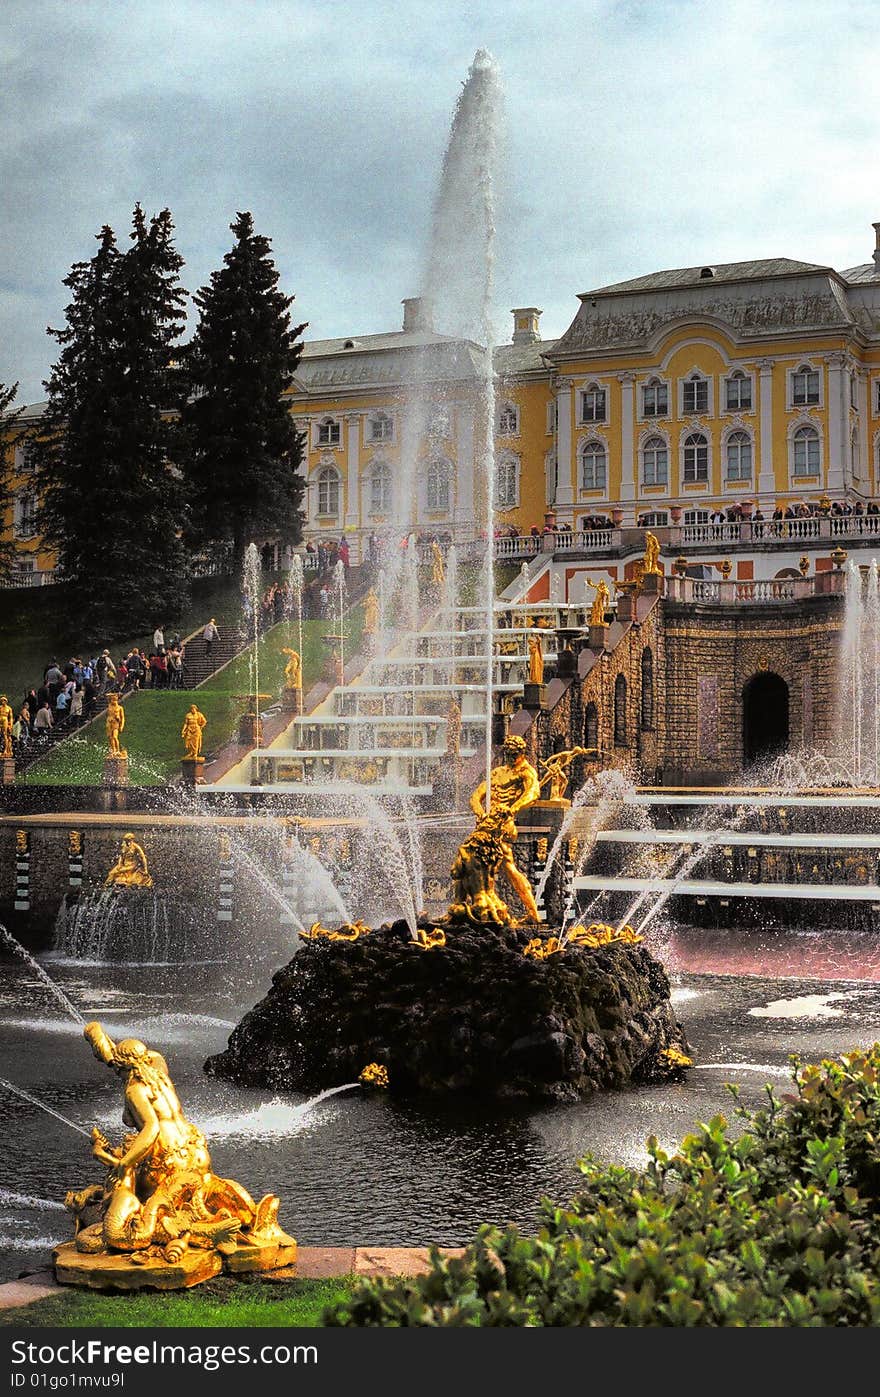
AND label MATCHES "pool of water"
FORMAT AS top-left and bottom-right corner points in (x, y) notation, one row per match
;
(3, 944), (880, 1282)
